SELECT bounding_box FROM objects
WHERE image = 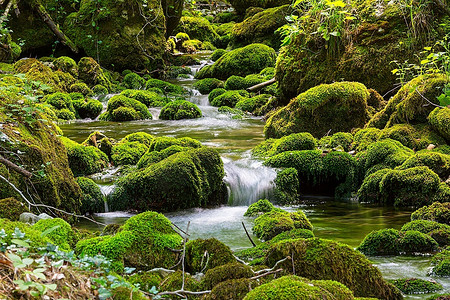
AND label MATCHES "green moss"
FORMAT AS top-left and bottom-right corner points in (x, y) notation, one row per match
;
(53, 56), (78, 77)
(32, 218), (75, 251)
(211, 90), (249, 107)
(111, 141), (149, 166)
(401, 220), (450, 234)
(70, 83), (93, 96)
(120, 89), (169, 107)
(159, 270), (200, 294)
(76, 211), (182, 270)
(127, 271), (162, 291)
(224, 75), (262, 90)
(264, 82), (370, 138)
(145, 79), (185, 95)
(122, 73), (146, 90)
(77, 57), (112, 89)
(44, 92), (75, 112)
(137, 145), (190, 169)
(149, 136), (202, 152)
(328, 132), (354, 152)
(186, 238), (235, 273)
(265, 238), (403, 299)
(210, 49), (227, 61)
(391, 278), (443, 294)
(56, 109), (76, 120)
(0, 218), (53, 247)
(353, 128), (381, 152)
(195, 44), (277, 80)
(61, 136), (109, 176)
(398, 151), (450, 180)
(159, 100), (202, 120)
(398, 230), (439, 253)
(76, 177), (104, 215)
(92, 84), (108, 95)
(0, 197), (29, 221)
(202, 262), (253, 289)
(73, 98), (103, 119)
(432, 247), (450, 276)
(363, 139), (414, 170)
(412, 202), (450, 224)
(244, 275), (354, 300)
(429, 107), (450, 142)
(99, 95), (152, 121)
(208, 88), (227, 102)
(236, 94), (272, 115)
(193, 78), (224, 95)
(274, 168), (299, 204)
(231, 5), (290, 49)
(253, 210), (312, 241)
(175, 16), (219, 42)
(109, 147), (225, 212)
(208, 278), (257, 300)
(244, 199), (274, 217)
(229, 0), (291, 15)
